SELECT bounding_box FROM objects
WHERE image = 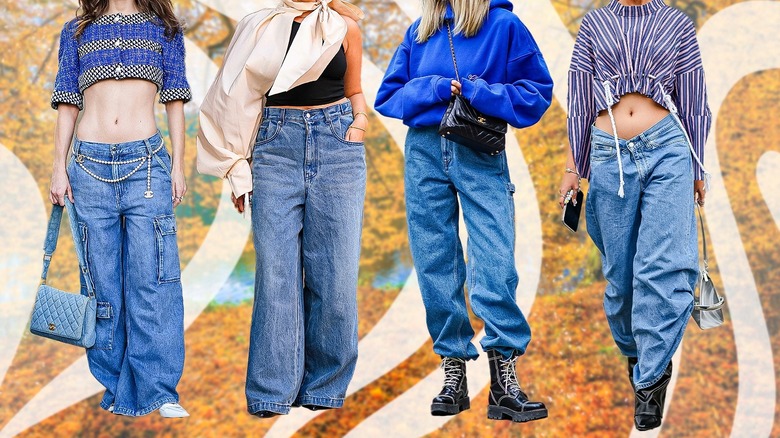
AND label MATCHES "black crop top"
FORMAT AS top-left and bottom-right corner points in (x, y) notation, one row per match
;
(266, 21), (347, 106)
